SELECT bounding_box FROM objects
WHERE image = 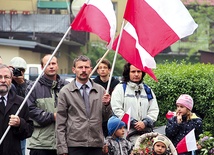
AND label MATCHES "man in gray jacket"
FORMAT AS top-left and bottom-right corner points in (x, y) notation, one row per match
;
(56, 55), (112, 155)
